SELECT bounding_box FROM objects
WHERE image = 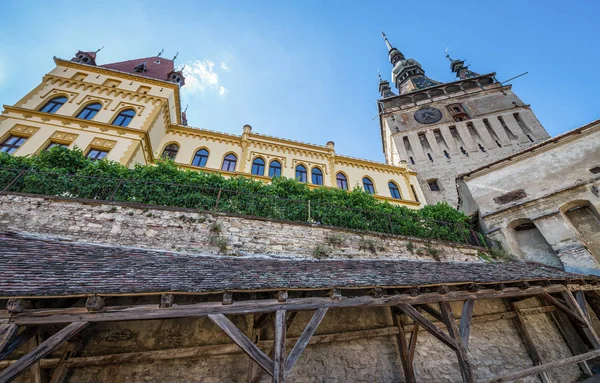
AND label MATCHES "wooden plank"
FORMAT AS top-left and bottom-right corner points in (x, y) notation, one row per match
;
(459, 299), (475, 350)
(247, 314), (261, 383)
(397, 303), (458, 351)
(439, 301), (475, 383)
(272, 310), (286, 383)
(0, 322), (87, 383)
(561, 291), (600, 349)
(285, 308), (328, 375)
(391, 309), (416, 383)
(549, 310), (593, 376)
(540, 293), (587, 326)
(29, 335), (42, 383)
(407, 323), (419, 365)
(49, 336), (85, 383)
(2, 285), (570, 326)
(484, 349), (600, 383)
(0, 327), (39, 362)
(574, 291), (590, 320)
(253, 313), (271, 329)
(0, 325), (18, 354)
(505, 300), (552, 383)
(208, 314), (274, 376)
